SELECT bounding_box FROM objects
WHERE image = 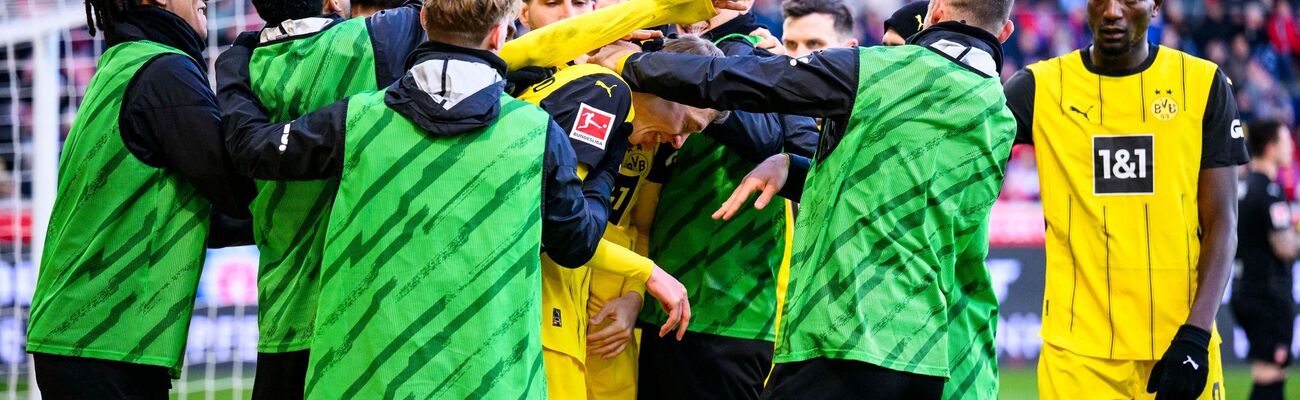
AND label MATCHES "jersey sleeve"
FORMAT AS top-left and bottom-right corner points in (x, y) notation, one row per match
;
(123, 53), (256, 218)
(536, 73), (633, 168)
(585, 239), (655, 282)
(1201, 68), (1248, 169)
(1003, 69), (1035, 145)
